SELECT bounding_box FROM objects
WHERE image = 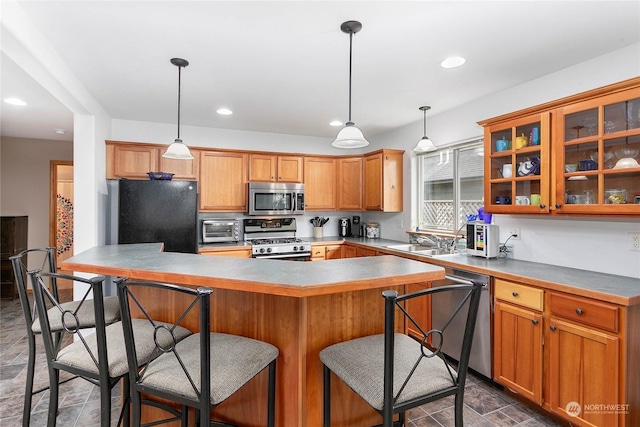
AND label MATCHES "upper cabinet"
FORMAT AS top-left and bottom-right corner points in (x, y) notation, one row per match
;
(106, 141), (199, 180)
(480, 77), (640, 216)
(337, 157), (363, 211)
(106, 141), (404, 213)
(555, 87), (640, 214)
(304, 156), (337, 210)
(364, 149), (403, 212)
(249, 154), (303, 183)
(199, 150), (248, 212)
(484, 113), (551, 214)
